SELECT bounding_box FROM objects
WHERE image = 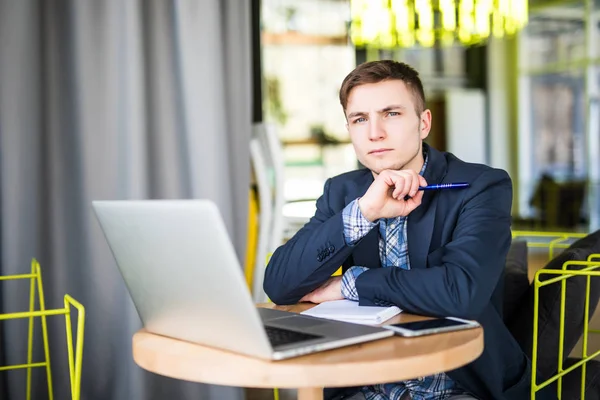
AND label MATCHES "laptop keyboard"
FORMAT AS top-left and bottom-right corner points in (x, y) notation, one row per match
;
(265, 326), (322, 347)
